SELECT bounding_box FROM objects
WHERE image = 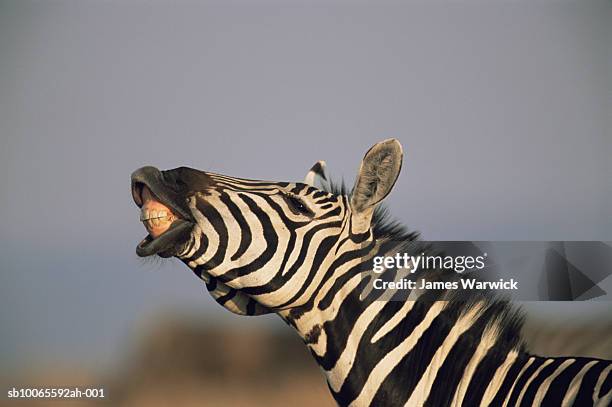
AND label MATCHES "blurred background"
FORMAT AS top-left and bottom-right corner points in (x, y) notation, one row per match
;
(1, 0), (610, 405)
